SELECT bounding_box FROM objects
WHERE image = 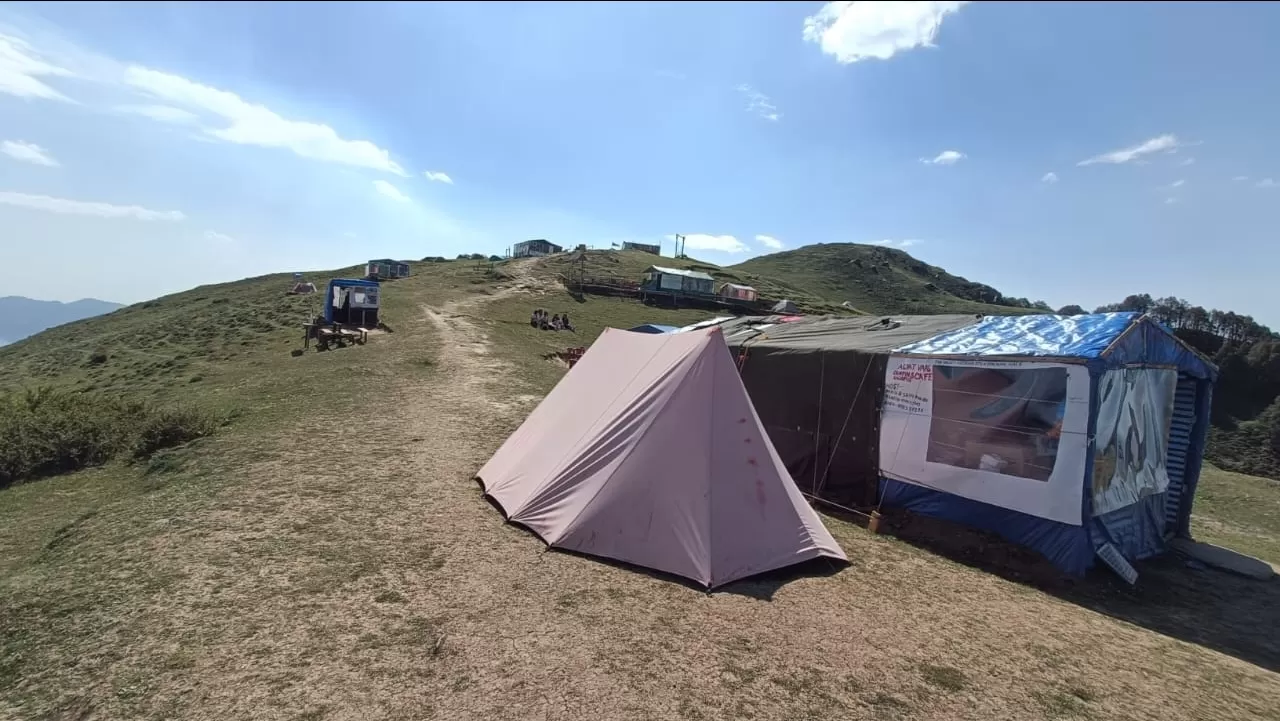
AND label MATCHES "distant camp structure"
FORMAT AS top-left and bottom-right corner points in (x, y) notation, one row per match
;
(718, 282), (758, 302)
(512, 239), (563, 258)
(621, 241), (661, 255)
(366, 259), (411, 280)
(302, 278), (380, 351)
(286, 271), (316, 295)
(626, 323), (678, 334)
(642, 266), (715, 296)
